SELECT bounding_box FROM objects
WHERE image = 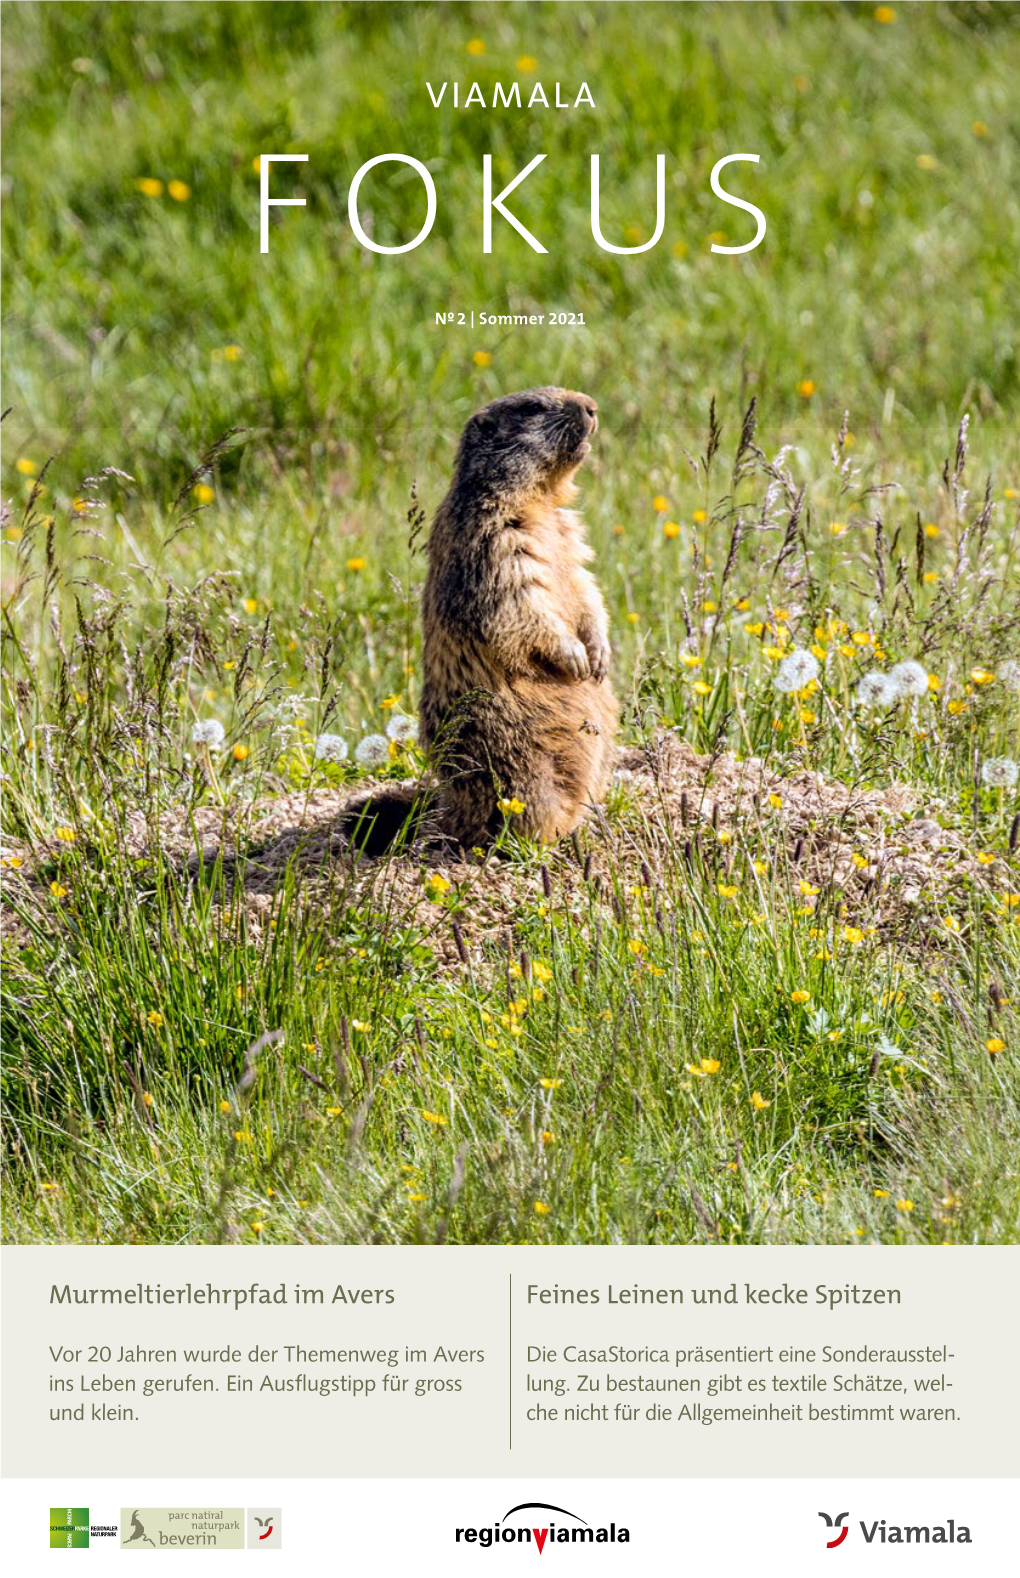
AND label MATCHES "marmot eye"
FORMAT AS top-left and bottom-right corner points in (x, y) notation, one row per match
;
(515, 401), (546, 420)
